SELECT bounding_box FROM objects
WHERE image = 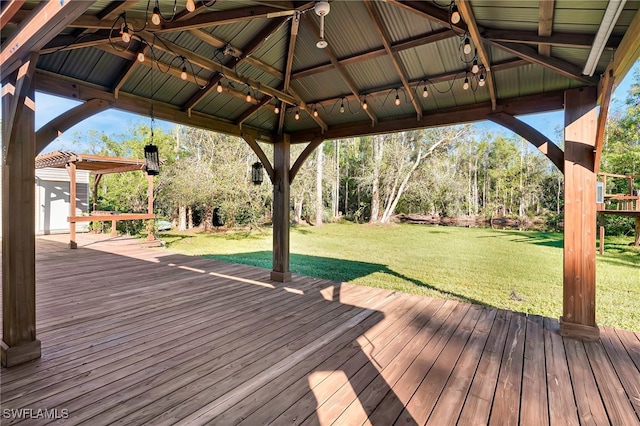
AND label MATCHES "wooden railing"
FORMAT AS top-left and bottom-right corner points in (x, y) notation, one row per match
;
(596, 172), (640, 253)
